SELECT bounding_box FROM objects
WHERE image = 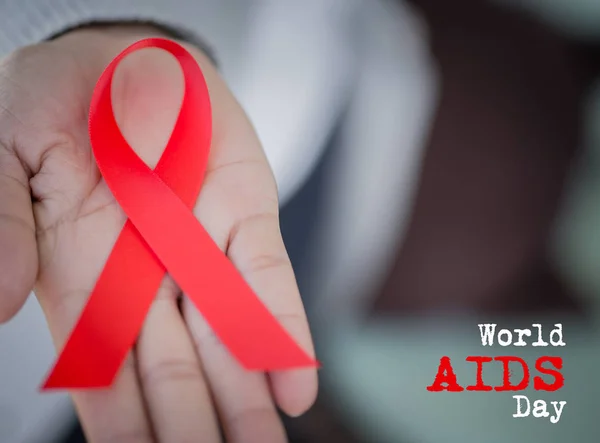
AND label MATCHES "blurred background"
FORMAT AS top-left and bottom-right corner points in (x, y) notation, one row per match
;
(1, 0), (599, 442)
